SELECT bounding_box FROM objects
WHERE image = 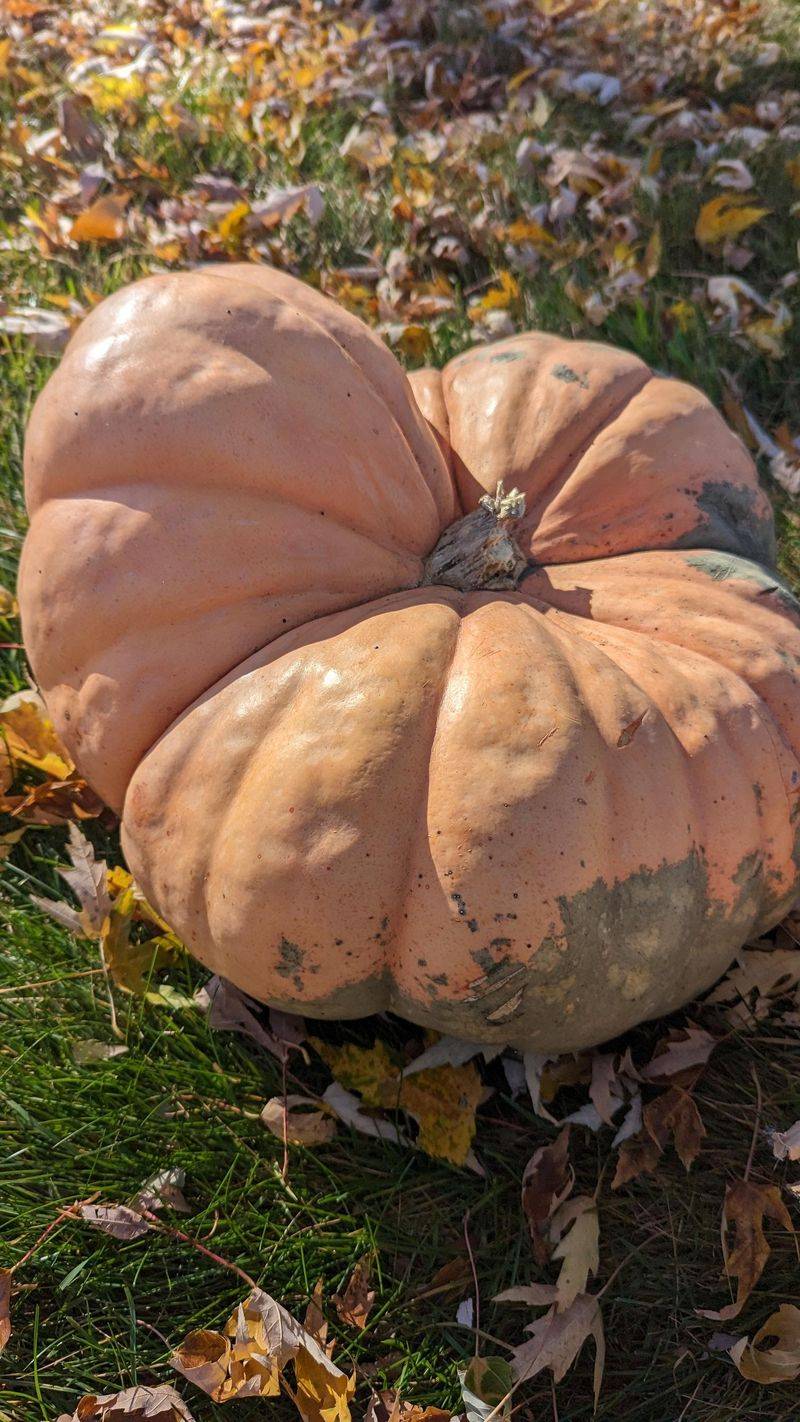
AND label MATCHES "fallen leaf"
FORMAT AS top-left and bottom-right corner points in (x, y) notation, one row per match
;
(0, 305), (72, 353)
(57, 1384), (196, 1421)
(70, 190), (130, 242)
(550, 1197), (600, 1310)
(644, 1086), (706, 1170)
(322, 1082), (405, 1145)
(769, 1120), (800, 1161)
(0, 688), (73, 781)
(458, 1356), (512, 1422)
(611, 1137), (662, 1189)
(364, 1393), (451, 1422)
(730, 1303), (800, 1384)
(250, 184), (324, 229)
(72, 1040), (128, 1065)
(402, 1035), (487, 1076)
(261, 1094), (337, 1147)
(522, 1128), (573, 1264)
(172, 1288), (354, 1415)
(294, 1344), (356, 1422)
(509, 1293), (605, 1406)
(697, 1180), (795, 1320)
(202, 976), (297, 1063)
(589, 1053), (624, 1125)
(315, 1039), (483, 1166)
(60, 823), (112, 932)
(80, 1203), (151, 1241)
(133, 1167), (190, 1215)
(396, 1062), (484, 1166)
(695, 193), (769, 247)
(639, 1026), (716, 1079)
(333, 1258), (376, 1330)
